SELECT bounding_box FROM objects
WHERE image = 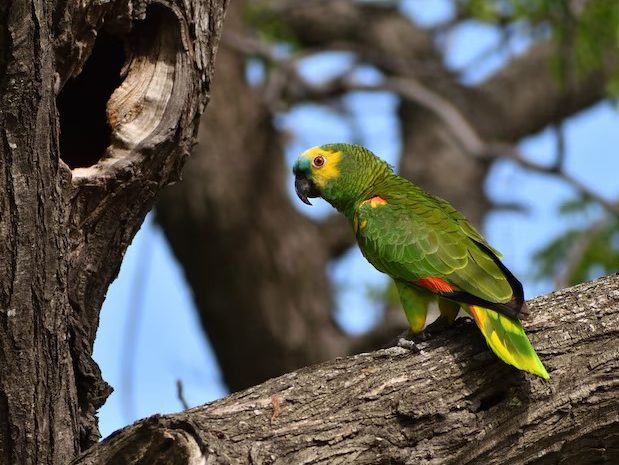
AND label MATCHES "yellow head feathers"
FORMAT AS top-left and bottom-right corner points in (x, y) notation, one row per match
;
(298, 146), (343, 188)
